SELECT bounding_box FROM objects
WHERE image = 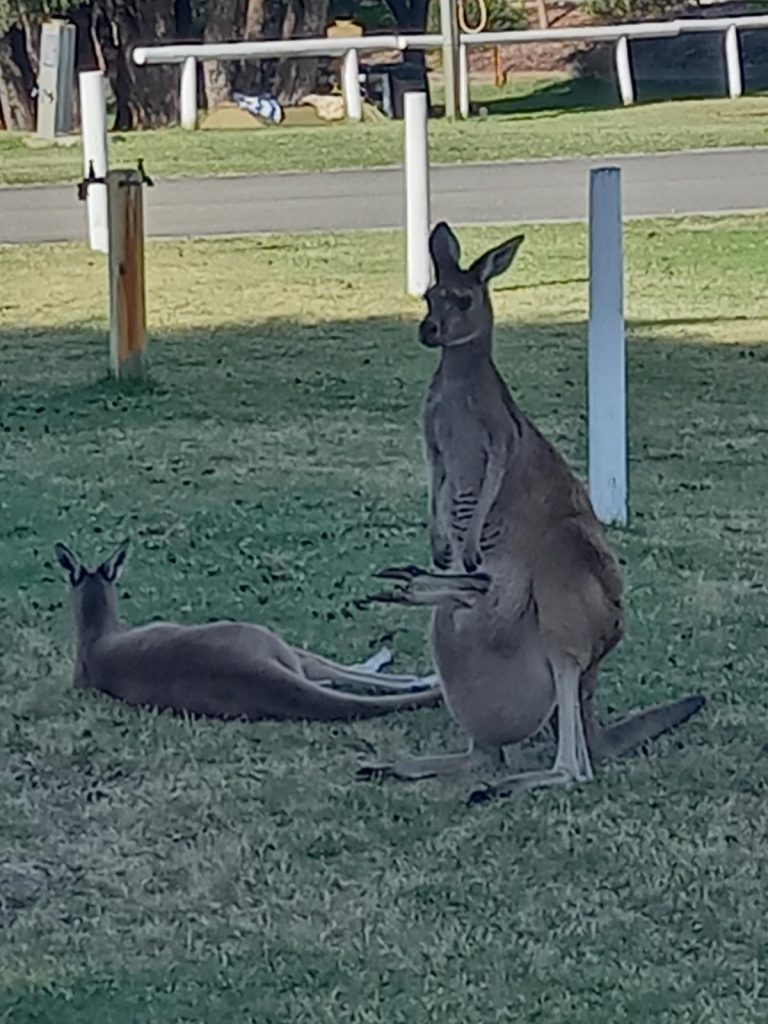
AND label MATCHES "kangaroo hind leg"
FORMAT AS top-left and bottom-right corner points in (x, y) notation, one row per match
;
(468, 656), (593, 803)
